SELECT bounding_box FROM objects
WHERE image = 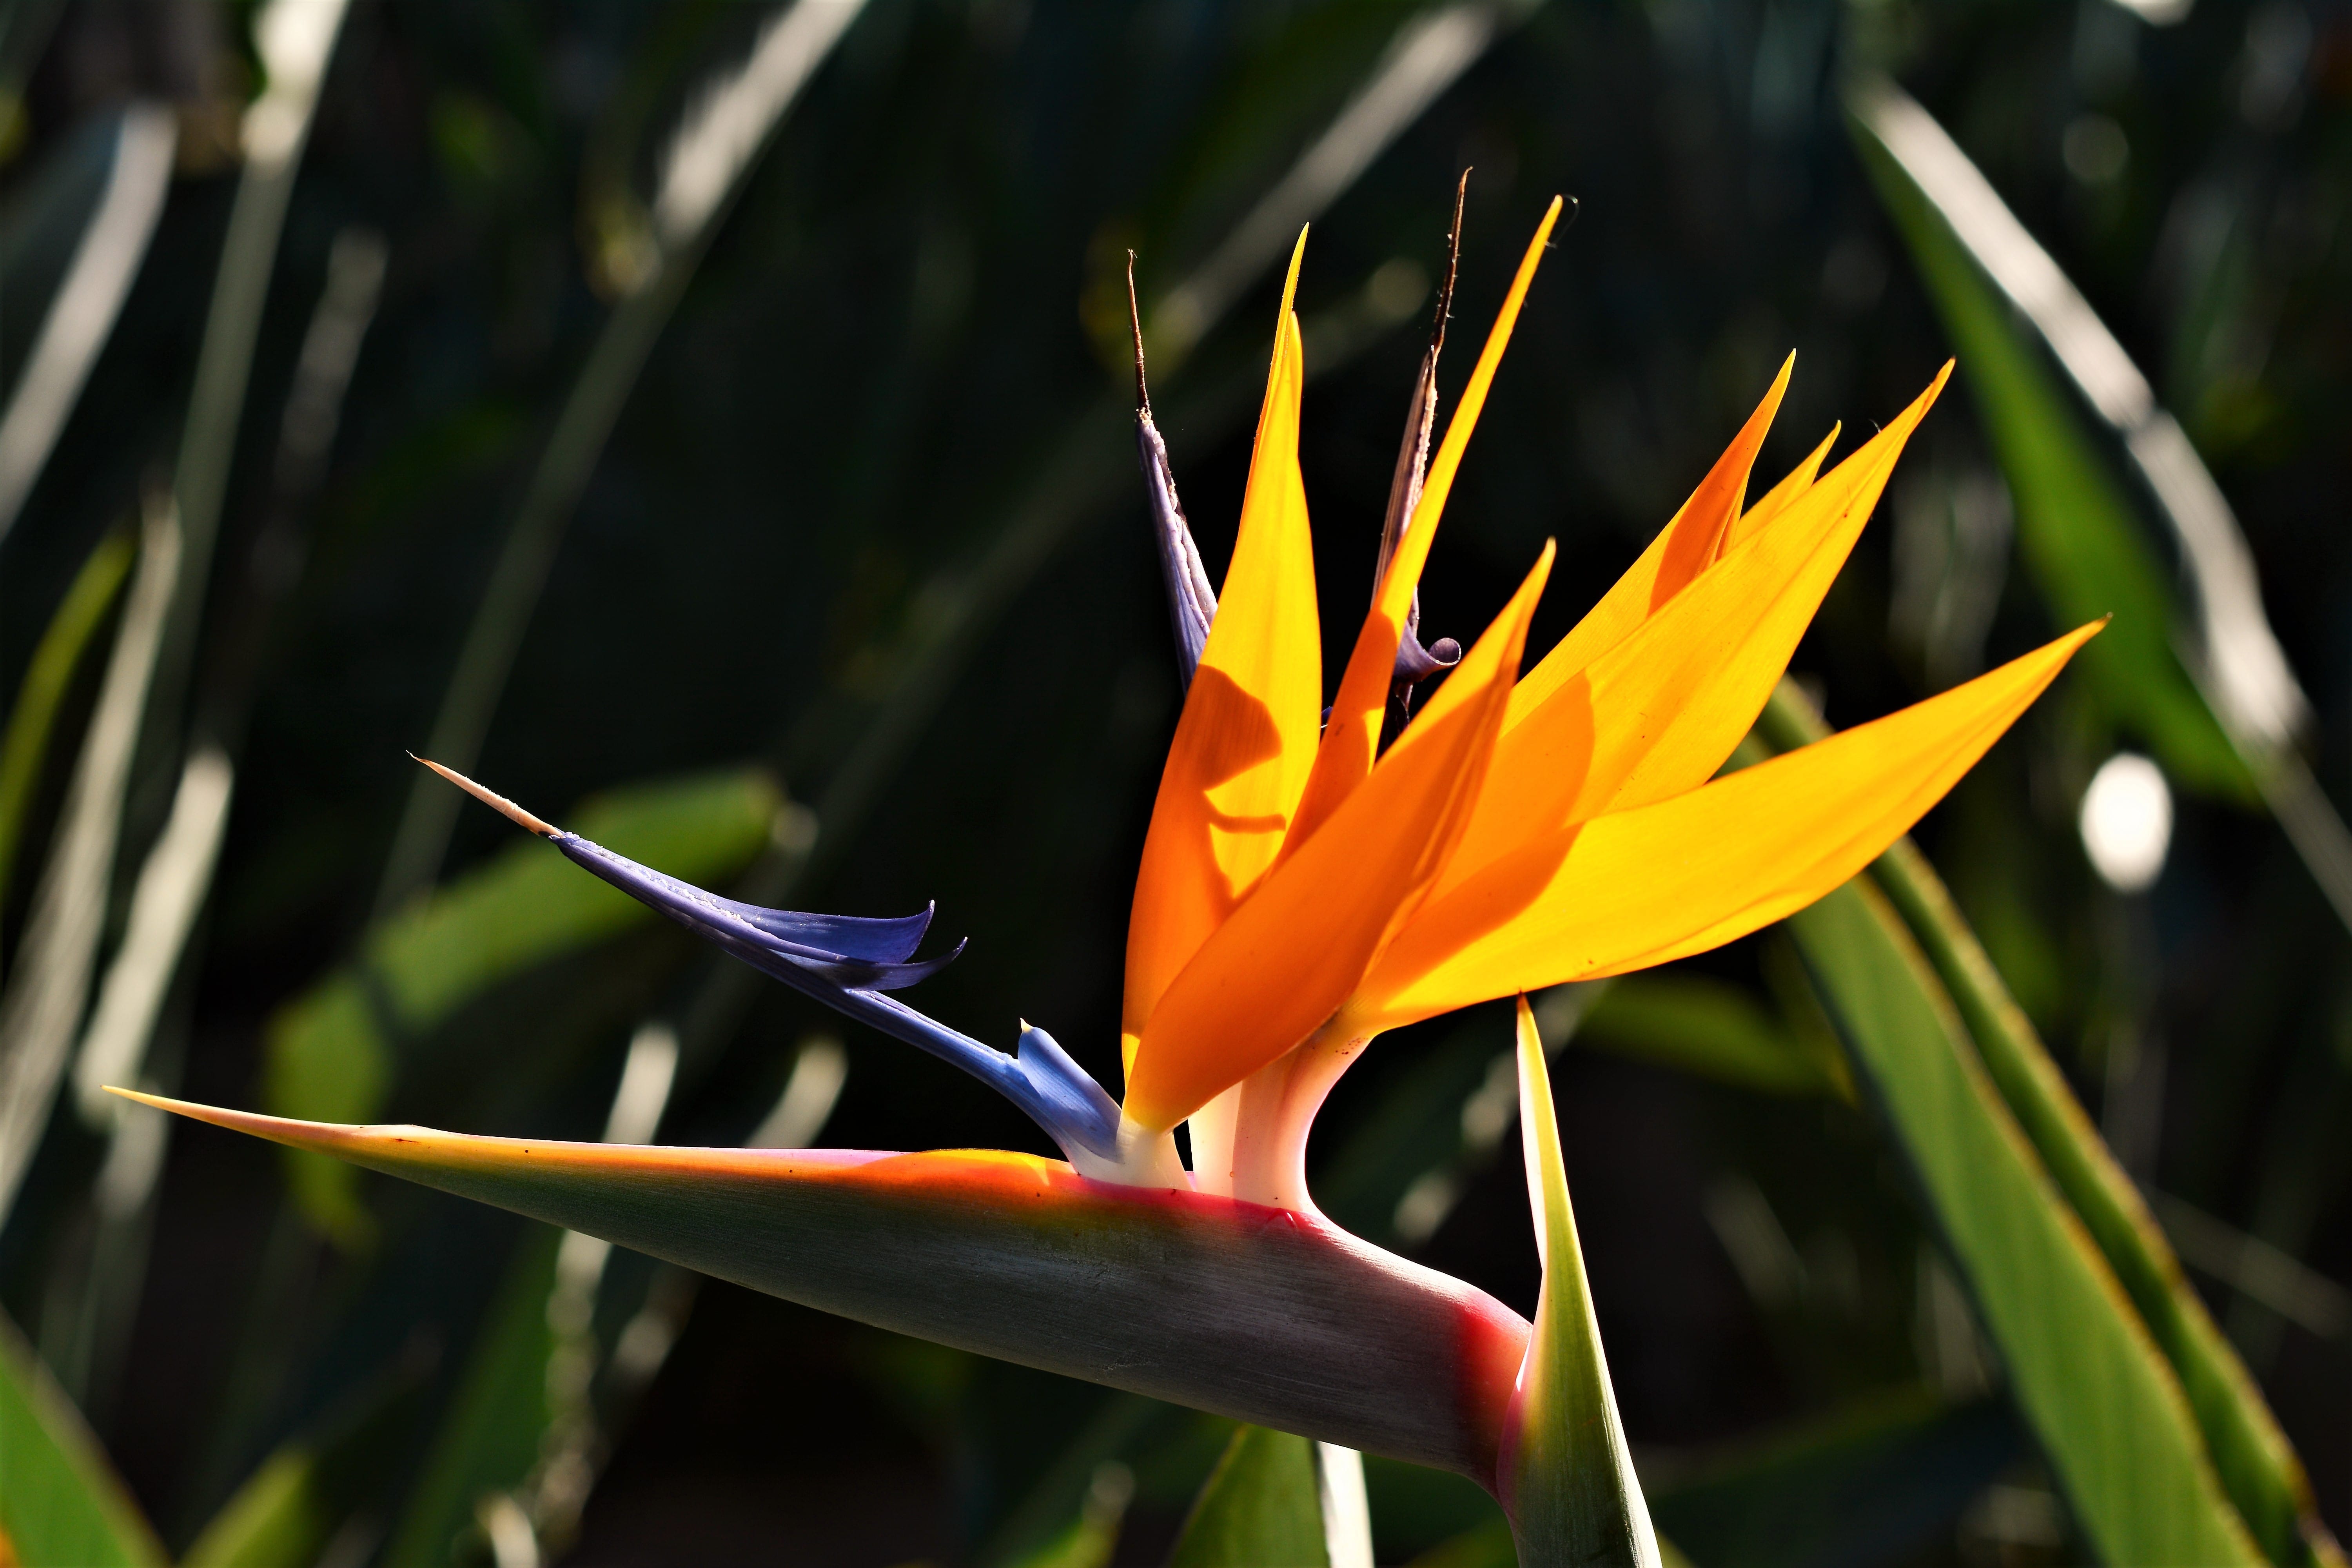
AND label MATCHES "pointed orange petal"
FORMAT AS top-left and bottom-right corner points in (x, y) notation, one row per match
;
(1505, 357), (1794, 727)
(1647, 351), (1792, 601)
(1126, 545), (1556, 1131)
(1279, 199), (1564, 858)
(1122, 234), (1321, 1068)
(1443, 371), (1948, 889)
(1351, 621), (2101, 1031)
(1724, 421), (1840, 556)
